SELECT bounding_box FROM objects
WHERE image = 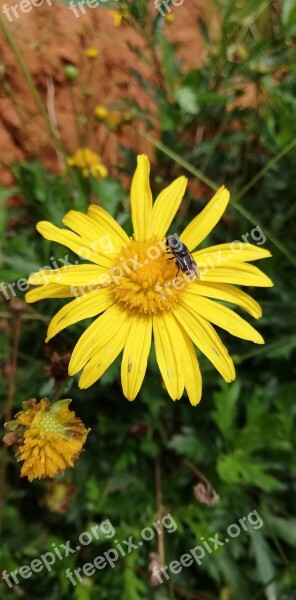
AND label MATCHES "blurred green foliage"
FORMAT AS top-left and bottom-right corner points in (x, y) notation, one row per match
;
(0, 1), (296, 599)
